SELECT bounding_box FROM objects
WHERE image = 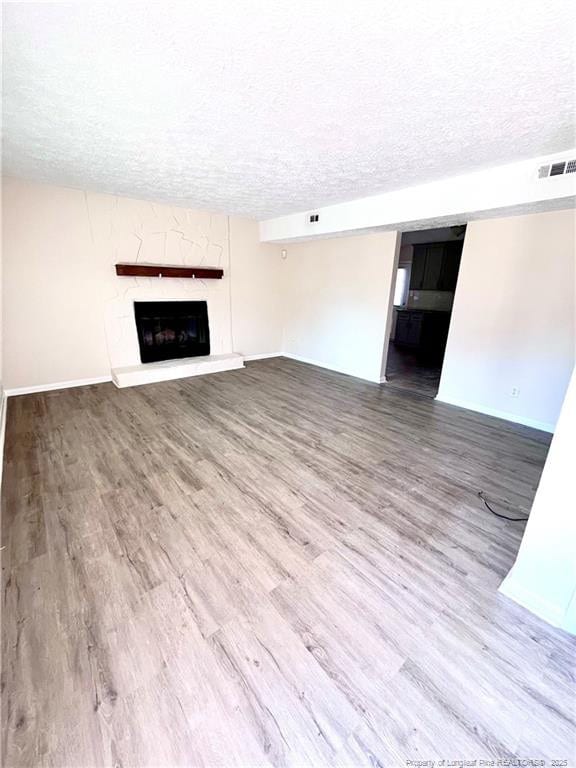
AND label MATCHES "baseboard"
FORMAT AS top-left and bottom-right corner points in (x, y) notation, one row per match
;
(435, 394), (555, 433)
(243, 352), (282, 362)
(5, 375), (112, 397)
(282, 352), (381, 384)
(4, 357), (278, 393)
(499, 574), (572, 633)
